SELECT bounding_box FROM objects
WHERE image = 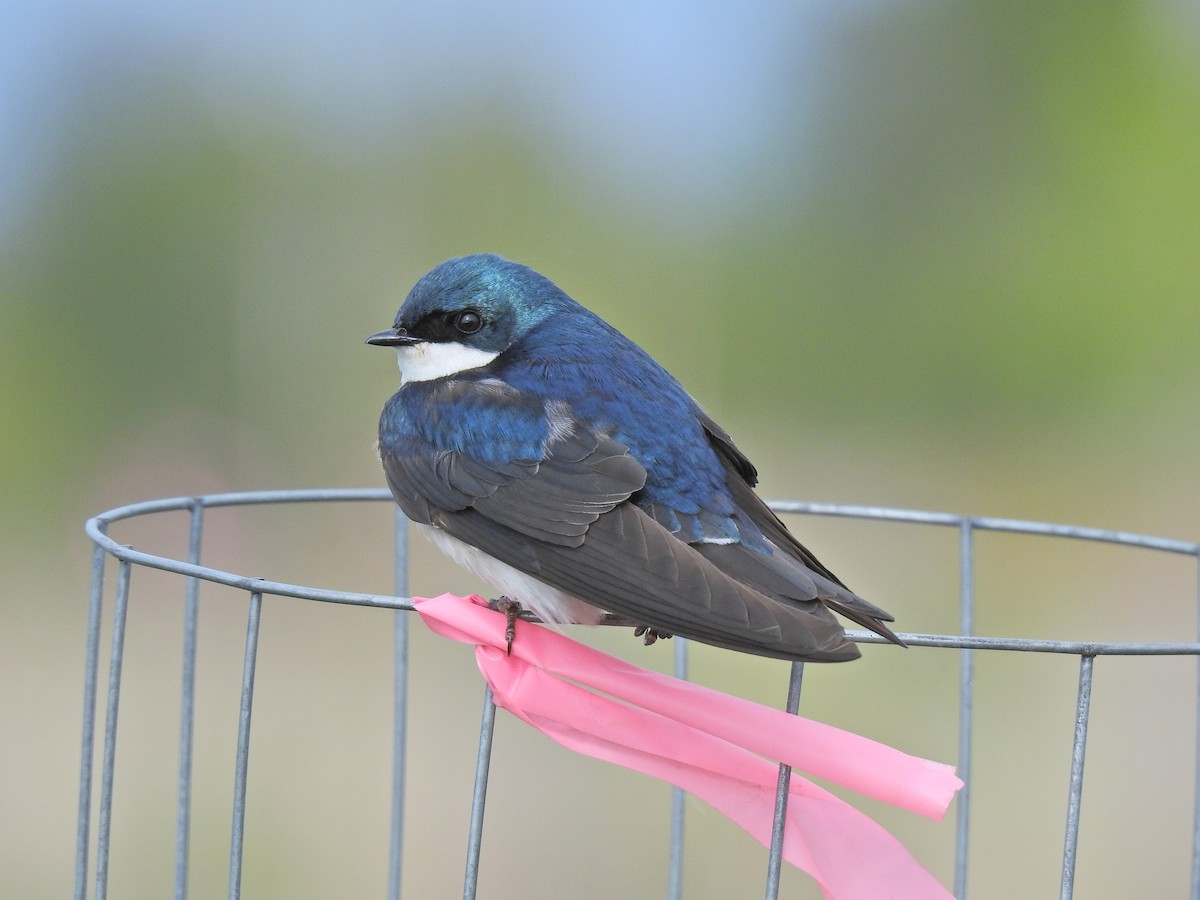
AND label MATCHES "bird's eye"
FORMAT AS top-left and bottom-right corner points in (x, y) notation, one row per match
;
(454, 310), (483, 334)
